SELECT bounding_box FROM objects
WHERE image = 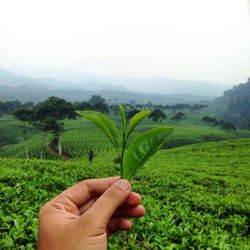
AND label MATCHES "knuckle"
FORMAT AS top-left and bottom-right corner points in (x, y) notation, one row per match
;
(104, 186), (126, 201)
